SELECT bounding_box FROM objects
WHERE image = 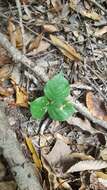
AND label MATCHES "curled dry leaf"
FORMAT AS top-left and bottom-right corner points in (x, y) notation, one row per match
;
(27, 33), (43, 52)
(0, 46), (11, 66)
(0, 85), (14, 97)
(0, 64), (13, 81)
(66, 160), (107, 173)
(50, 35), (82, 61)
(67, 116), (97, 134)
(51, 0), (62, 12)
(94, 26), (107, 37)
(81, 10), (101, 21)
(43, 24), (58, 33)
(86, 92), (107, 121)
(27, 40), (50, 56)
(7, 18), (22, 49)
(15, 86), (28, 107)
